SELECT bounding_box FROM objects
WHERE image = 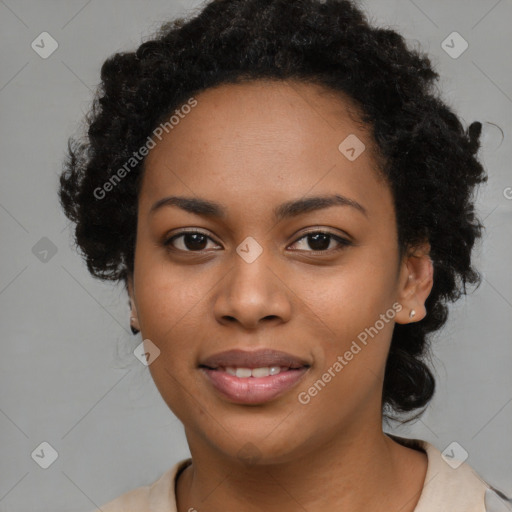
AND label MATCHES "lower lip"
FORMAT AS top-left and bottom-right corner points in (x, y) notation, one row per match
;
(200, 367), (309, 404)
